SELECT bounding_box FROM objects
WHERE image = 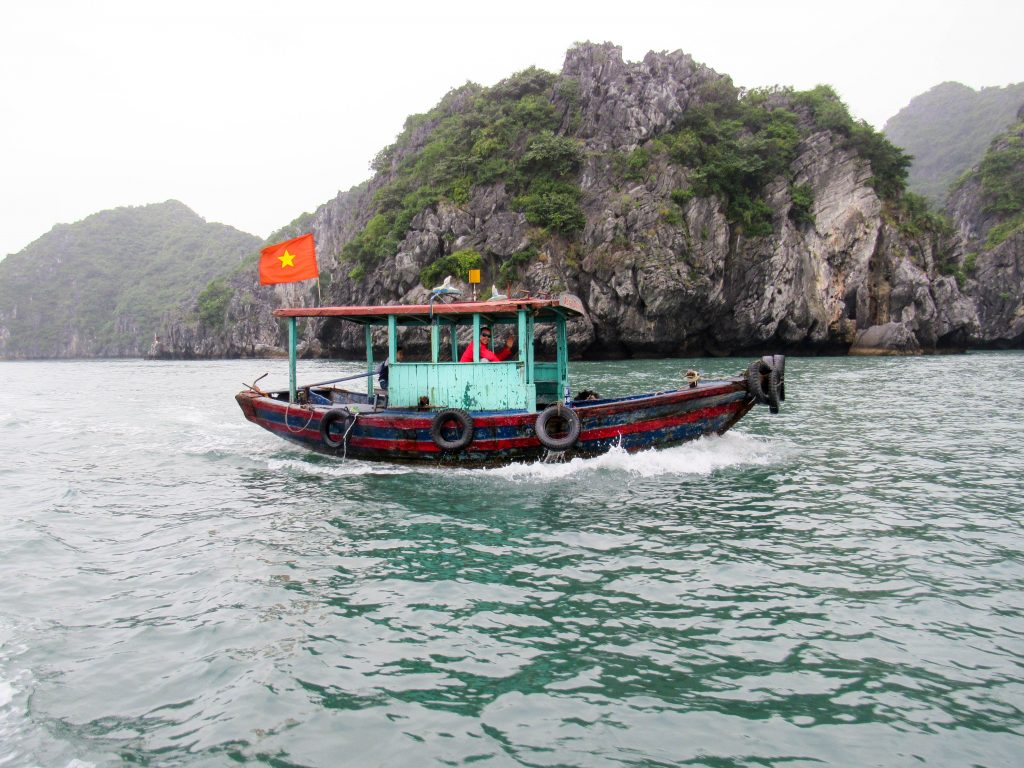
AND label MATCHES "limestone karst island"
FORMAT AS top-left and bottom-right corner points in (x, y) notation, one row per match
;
(1, 43), (1022, 361)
